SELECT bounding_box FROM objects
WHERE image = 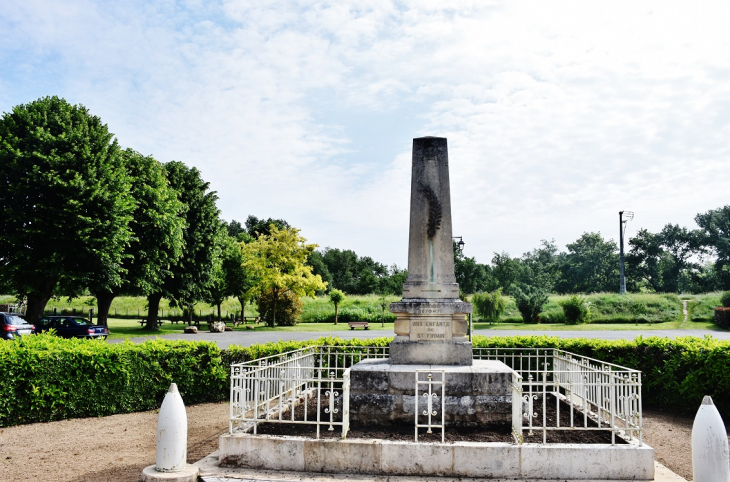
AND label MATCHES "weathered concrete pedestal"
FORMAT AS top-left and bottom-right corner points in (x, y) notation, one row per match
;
(349, 359), (514, 426)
